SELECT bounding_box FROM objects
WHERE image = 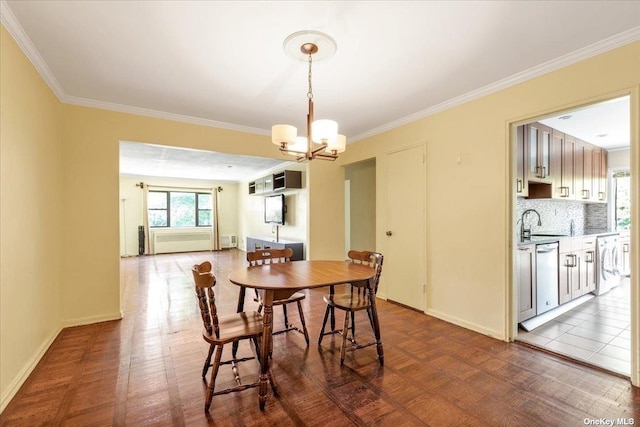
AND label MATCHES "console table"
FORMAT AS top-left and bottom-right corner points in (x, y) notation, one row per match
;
(246, 237), (304, 261)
